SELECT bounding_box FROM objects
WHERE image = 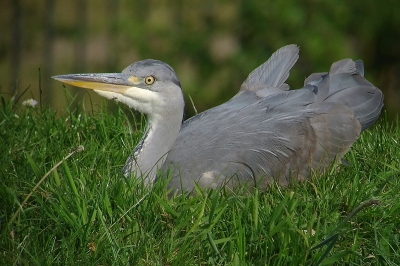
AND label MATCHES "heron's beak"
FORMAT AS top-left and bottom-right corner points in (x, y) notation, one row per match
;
(52, 73), (141, 93)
